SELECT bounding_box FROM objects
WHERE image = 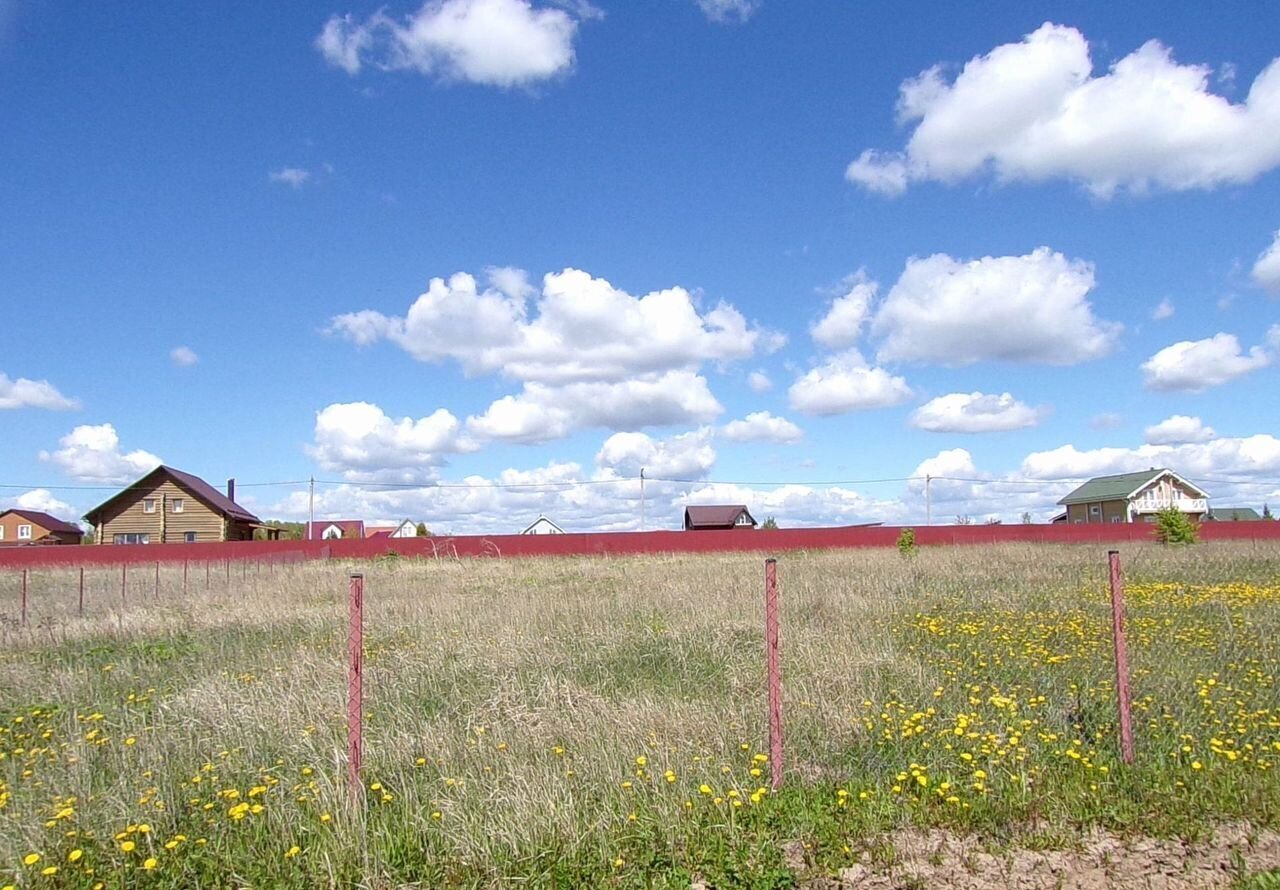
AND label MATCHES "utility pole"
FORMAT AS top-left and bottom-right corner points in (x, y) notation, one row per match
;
(639, 468), (646, 531)
(925, 474), (932, 526)
(308, 477), (315, 540)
